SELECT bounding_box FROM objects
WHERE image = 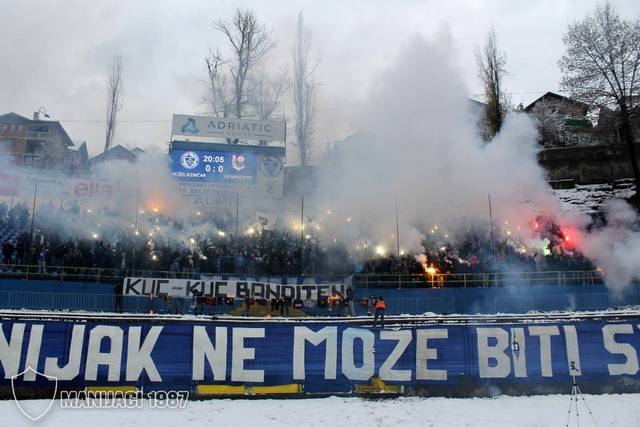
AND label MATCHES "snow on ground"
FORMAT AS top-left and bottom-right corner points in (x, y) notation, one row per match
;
(3, 306), (640, 321)
(553, 179), (635, 215)
(3, 394), (639, 427)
